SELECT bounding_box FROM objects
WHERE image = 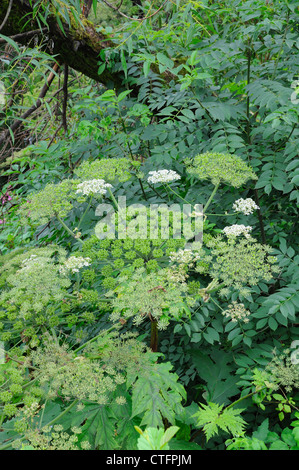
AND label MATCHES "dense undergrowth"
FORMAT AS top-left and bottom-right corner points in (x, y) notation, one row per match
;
(0, 0), (298, 450)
